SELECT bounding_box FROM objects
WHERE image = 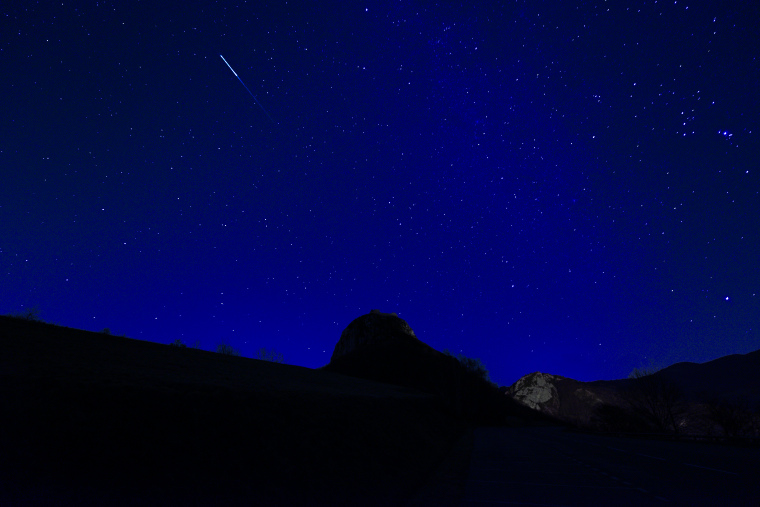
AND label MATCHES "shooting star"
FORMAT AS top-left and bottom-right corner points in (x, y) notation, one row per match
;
(220, 54), (275, 123)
